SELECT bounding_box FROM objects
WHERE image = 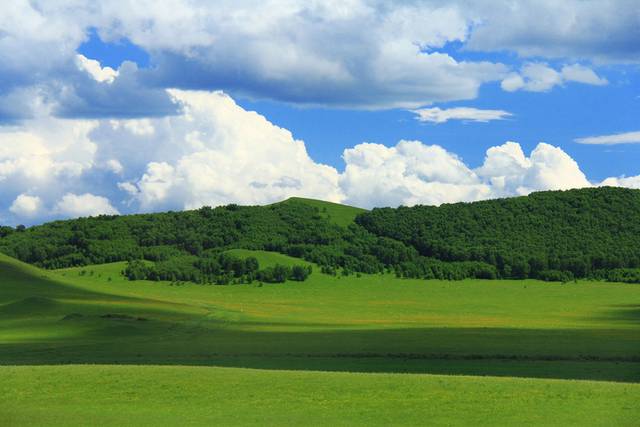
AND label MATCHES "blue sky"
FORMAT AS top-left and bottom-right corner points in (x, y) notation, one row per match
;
(78, 23), (640, 181)
(241, 78), (640, 181)
(1, 1), (639, 224)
